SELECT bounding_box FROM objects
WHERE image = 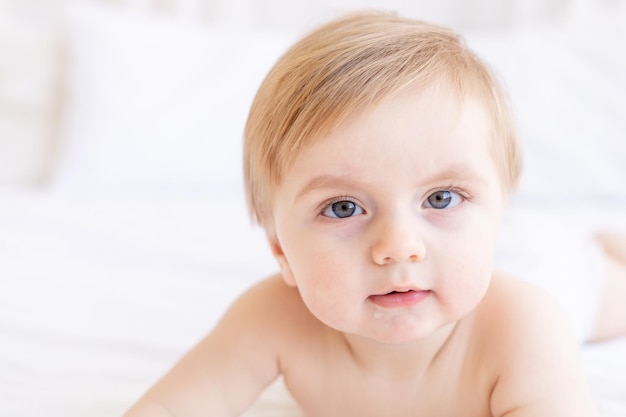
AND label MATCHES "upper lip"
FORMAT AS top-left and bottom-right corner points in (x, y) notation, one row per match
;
(372, 286), (427, 296)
